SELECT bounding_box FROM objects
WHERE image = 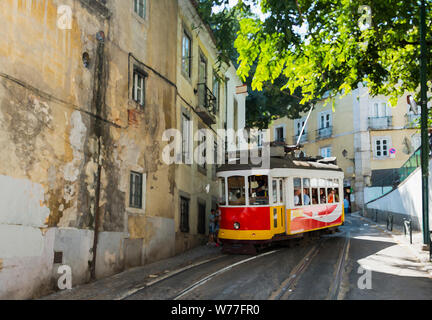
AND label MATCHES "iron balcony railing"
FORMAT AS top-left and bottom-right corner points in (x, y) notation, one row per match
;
(197, 83), (217, 113)
(293, 132), (308, 145)
(405, 113), (420, 129)
(316, 126), (333, 140)
(368, 116), (393, 130)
